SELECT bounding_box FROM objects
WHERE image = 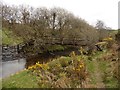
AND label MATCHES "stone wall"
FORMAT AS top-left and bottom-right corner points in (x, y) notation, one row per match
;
(2, 45), (22, 62)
